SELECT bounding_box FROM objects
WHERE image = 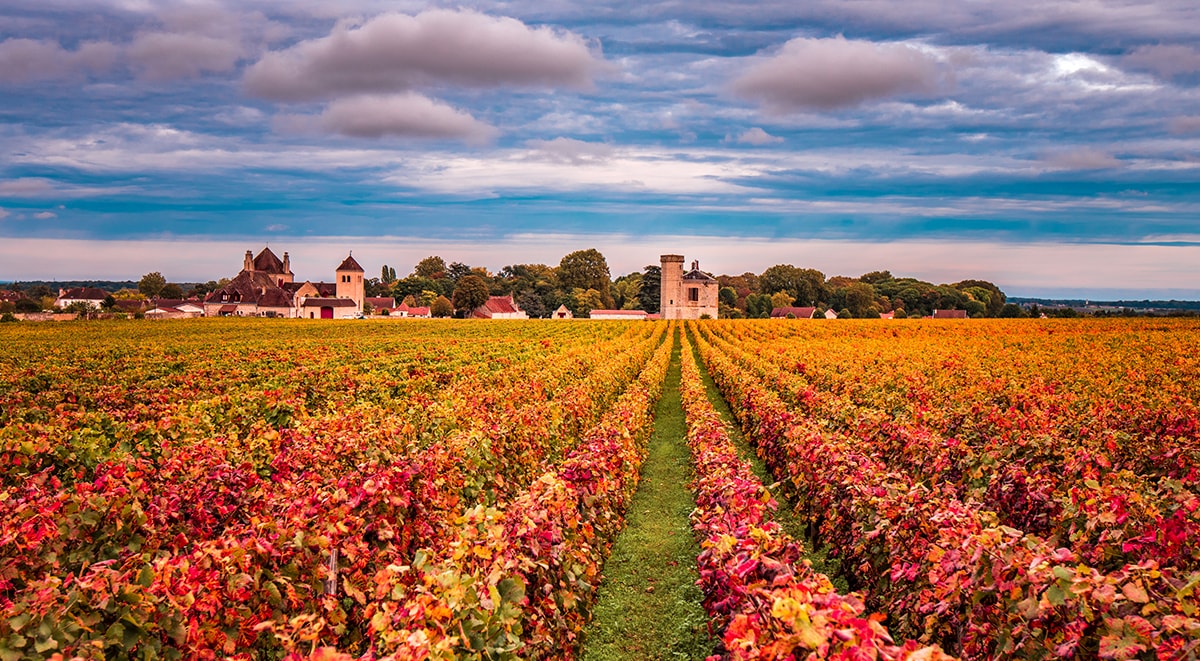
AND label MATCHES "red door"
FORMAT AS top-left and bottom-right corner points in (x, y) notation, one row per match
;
(321, 306), (334, 319)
